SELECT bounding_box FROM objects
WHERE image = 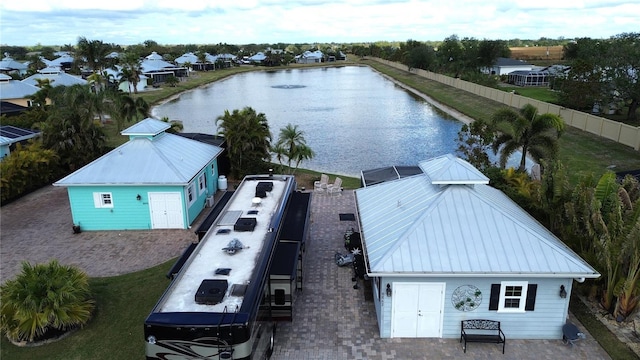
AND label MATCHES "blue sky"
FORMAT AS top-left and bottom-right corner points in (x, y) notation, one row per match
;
(1, 0), (638, 46)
